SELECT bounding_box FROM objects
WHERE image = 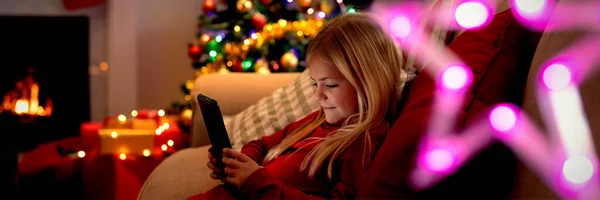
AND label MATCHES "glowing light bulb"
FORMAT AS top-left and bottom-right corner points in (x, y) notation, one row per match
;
(161, 144), (168, 151)
(489, 106), (517, 132)
(131, 110), (138, 117)
(318, 11), (326, 19)
(514, 0), (546, 16)
(442, 66), (470, 90)
(158, 109), (165, 117)
(390, 16), (412, 38)
(111, 131), (118, 138)
(119, 153), (127, 160)
(118, 114), (126, 122)
(563, 155), (594, 184)
(163, 123), (170, 130)
(455, 1), (489, 29)
(77, 151), (86, 158)
(307, 8), (314, 14)
(155, 129), (163, 135)
(168, 140), (174, 147)
(425, 148), (454, 172)
(543, 63), (571, 90)
(143, 149), (151, 157)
